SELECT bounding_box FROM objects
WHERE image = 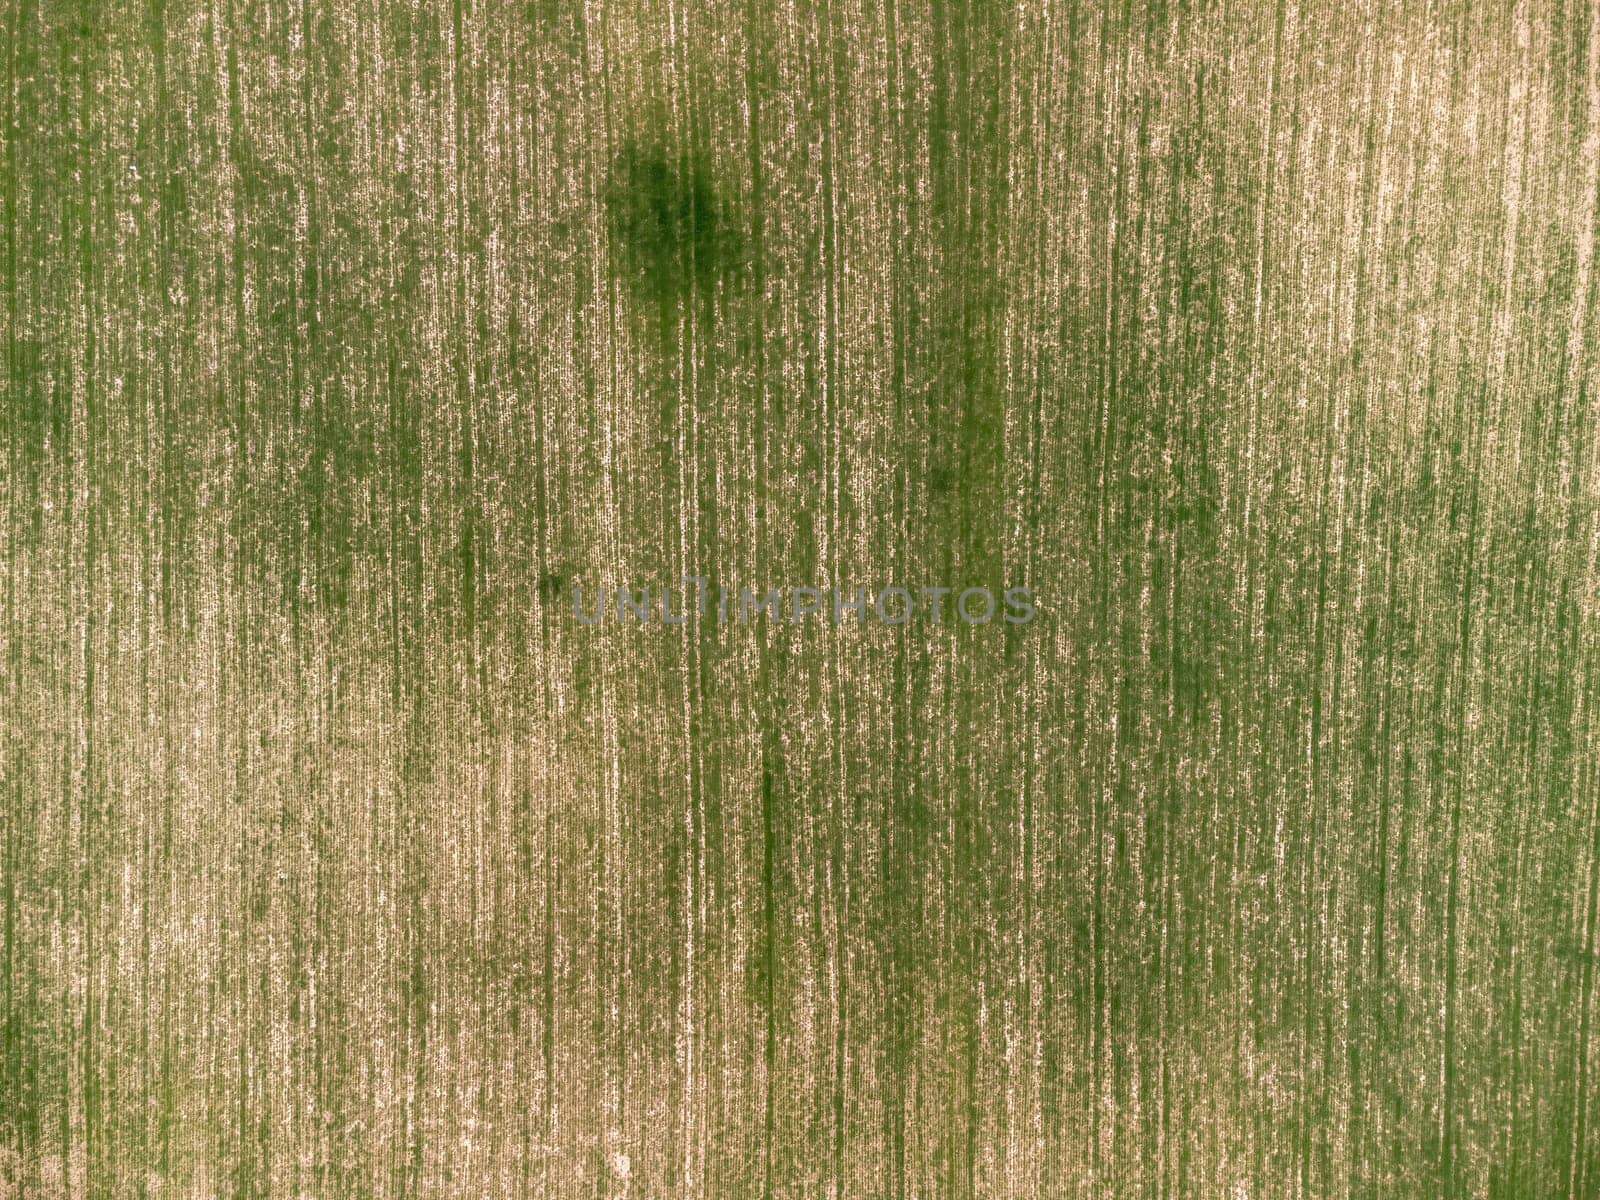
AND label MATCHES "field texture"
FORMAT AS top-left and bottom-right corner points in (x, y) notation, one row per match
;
(5, 0), (1600, 1196)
